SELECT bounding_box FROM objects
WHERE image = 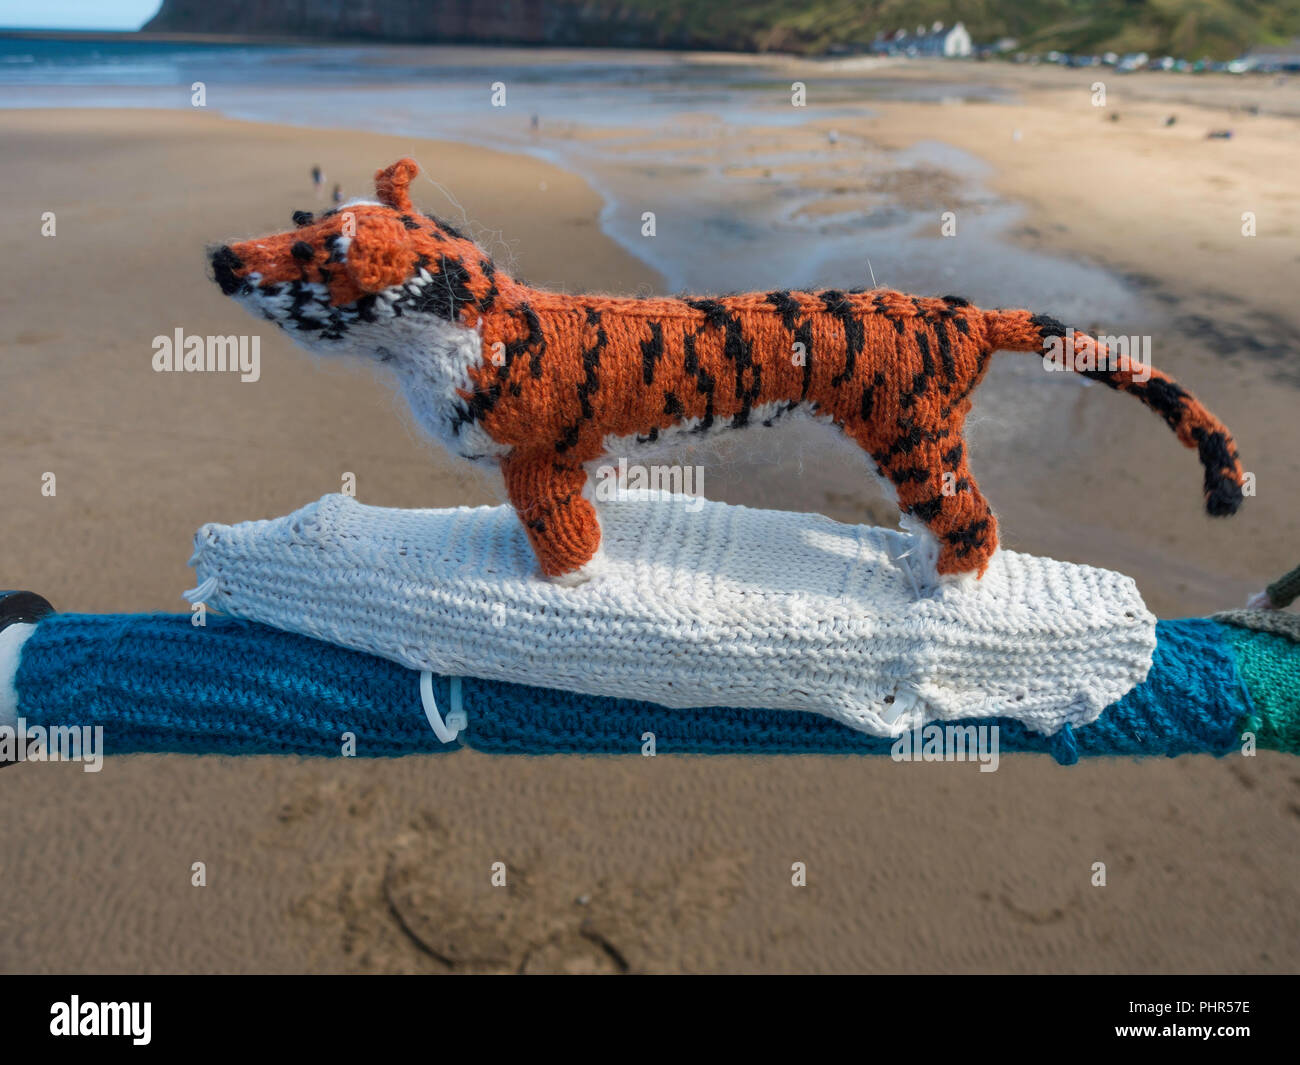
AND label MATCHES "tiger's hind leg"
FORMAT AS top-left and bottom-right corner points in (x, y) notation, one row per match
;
(501, 450), (604, 583)
(872, 430), (999, 581)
